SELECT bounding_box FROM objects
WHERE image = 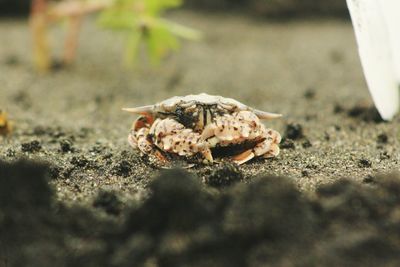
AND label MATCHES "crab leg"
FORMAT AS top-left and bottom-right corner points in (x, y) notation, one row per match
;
(232, 129), (281, 165)
(201, 110), (281, 165)
(232, 150), (255, 165)
(201, 111), (266, 144)
(128, 115), (167, 162)
(150, 118), (214, 163)
(128, 127), (150, 152)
